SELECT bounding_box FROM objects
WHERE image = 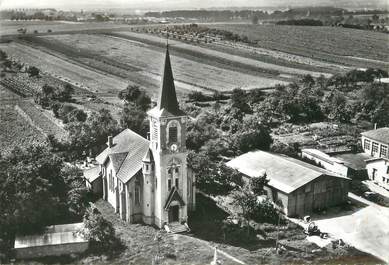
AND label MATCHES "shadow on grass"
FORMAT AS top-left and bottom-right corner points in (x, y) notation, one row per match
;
(188, 193), (270, 251)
